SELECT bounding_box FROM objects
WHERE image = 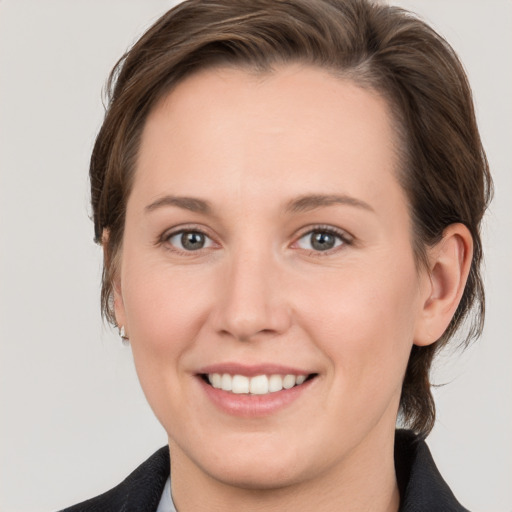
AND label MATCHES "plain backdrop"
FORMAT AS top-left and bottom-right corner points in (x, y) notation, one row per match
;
(0, 1), (511, 511)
